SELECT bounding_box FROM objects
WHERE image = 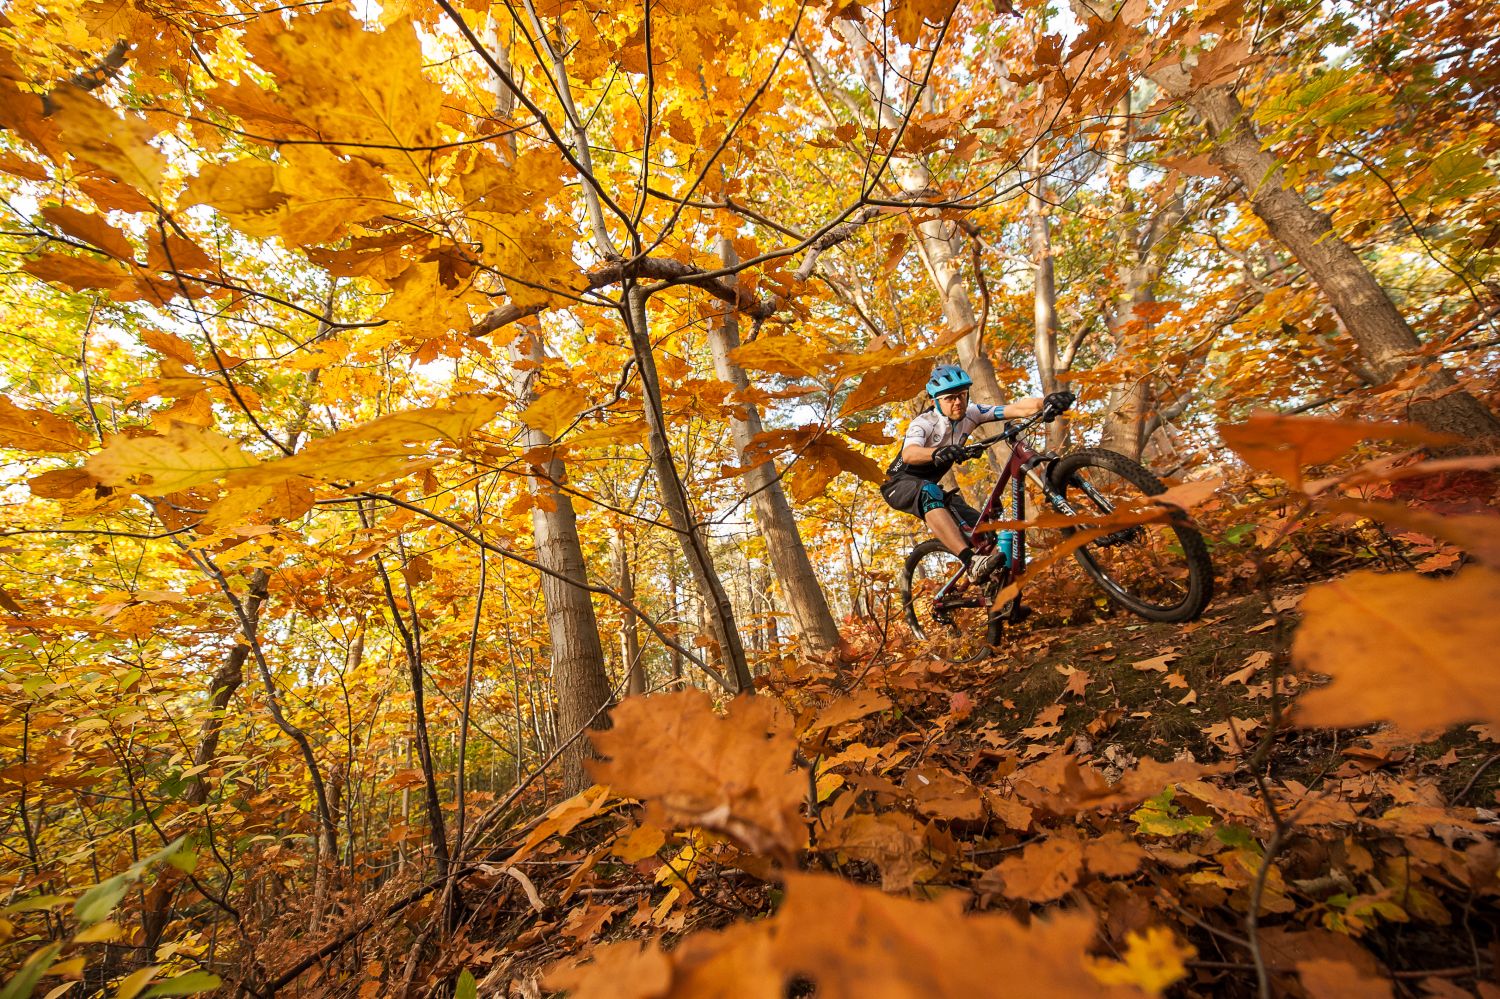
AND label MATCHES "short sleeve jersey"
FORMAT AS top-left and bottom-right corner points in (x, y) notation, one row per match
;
(890, 403), (1001, 482)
